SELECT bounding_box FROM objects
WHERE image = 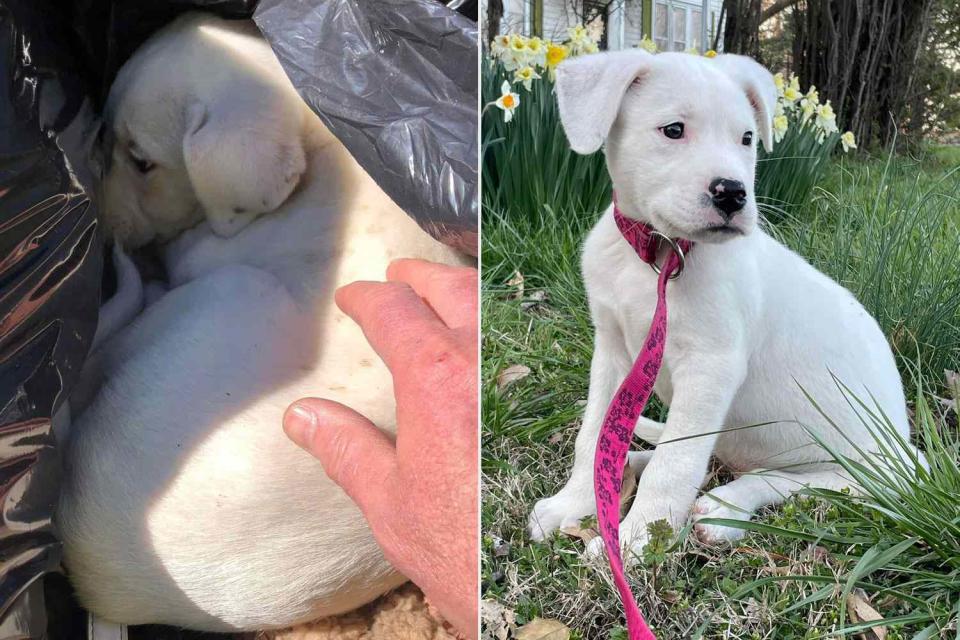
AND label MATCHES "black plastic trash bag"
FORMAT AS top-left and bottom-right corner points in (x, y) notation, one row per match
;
(0, 0), (477, 636)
